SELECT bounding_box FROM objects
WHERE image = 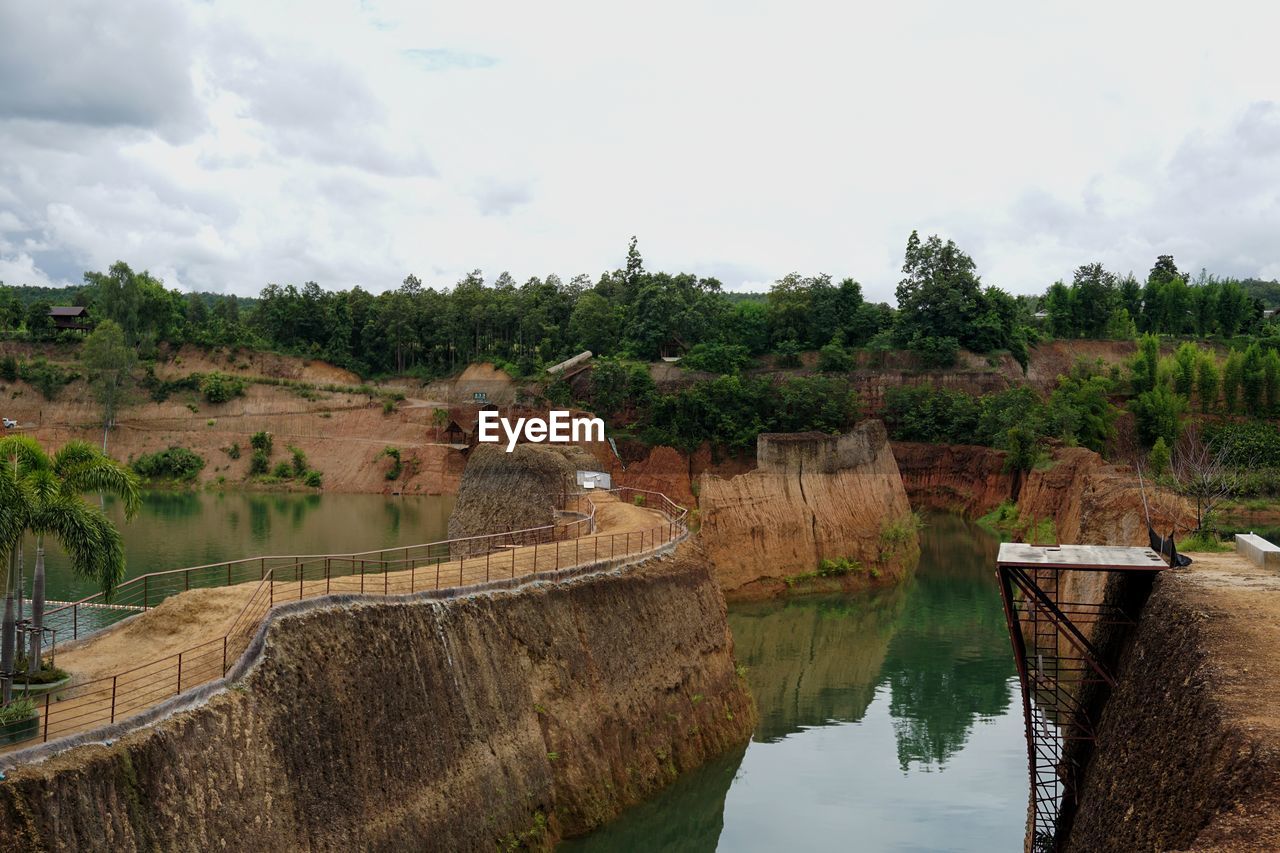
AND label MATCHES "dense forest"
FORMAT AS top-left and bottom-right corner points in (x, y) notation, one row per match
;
(4, 233), (1280, 508)
(4, 233), (1277, 382)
